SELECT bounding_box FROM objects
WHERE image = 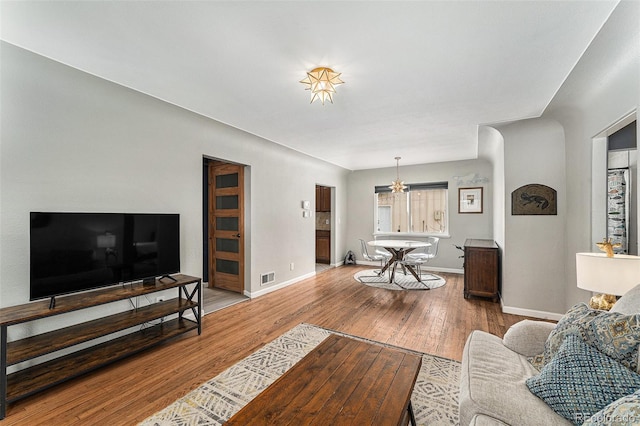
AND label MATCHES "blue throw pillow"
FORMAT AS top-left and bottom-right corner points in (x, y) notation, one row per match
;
(542, 303), (640, 372)
(543, 303), (603, 365)
(526, 334), (640, 425)
(583, 389), (640, 425)
(583, 310), (640, 371)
